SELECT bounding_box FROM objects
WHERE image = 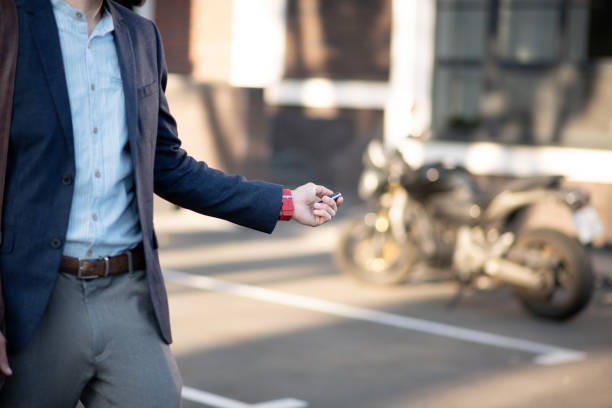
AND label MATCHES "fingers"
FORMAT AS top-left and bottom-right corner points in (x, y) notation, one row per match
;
(0, 333), (12, 376)
(292, 182), (343, 226)
(314, 184), (333, 198)
(312, 205), (334, 220)
(312, 209), (332, 225)
(320, 195), (338, 213)
(312, 196), (337, 225)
